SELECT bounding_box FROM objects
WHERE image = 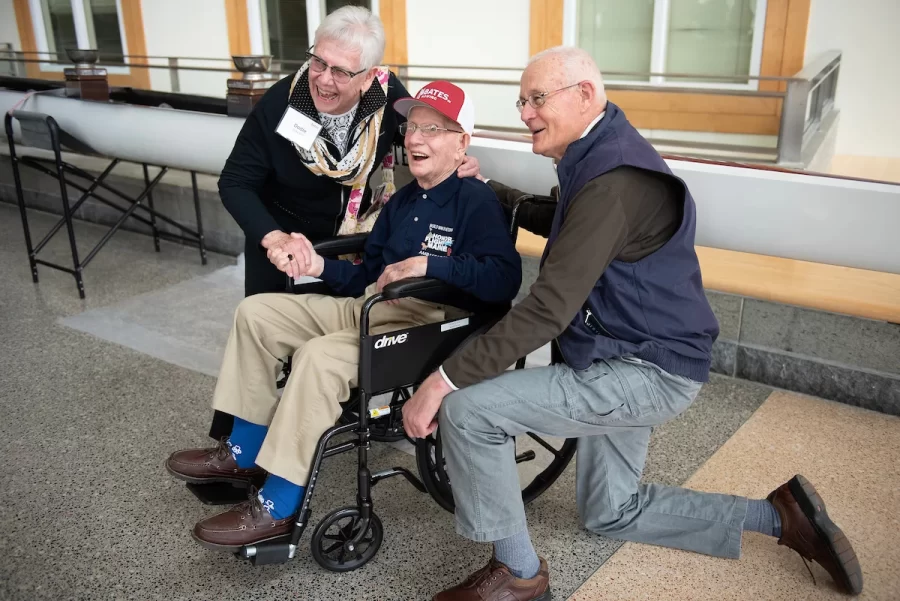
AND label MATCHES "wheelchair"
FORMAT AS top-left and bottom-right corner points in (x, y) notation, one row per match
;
(189, 196), (577, 571)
